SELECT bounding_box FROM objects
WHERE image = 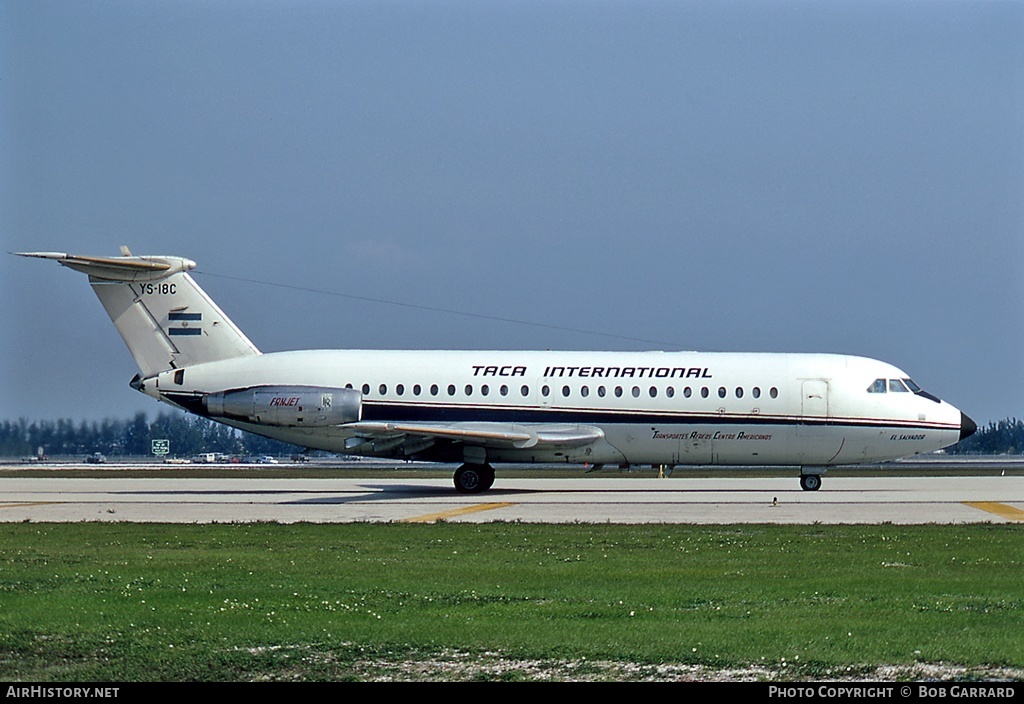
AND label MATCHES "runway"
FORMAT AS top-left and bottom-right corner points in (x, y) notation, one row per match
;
(2, 471), (1023, 524)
